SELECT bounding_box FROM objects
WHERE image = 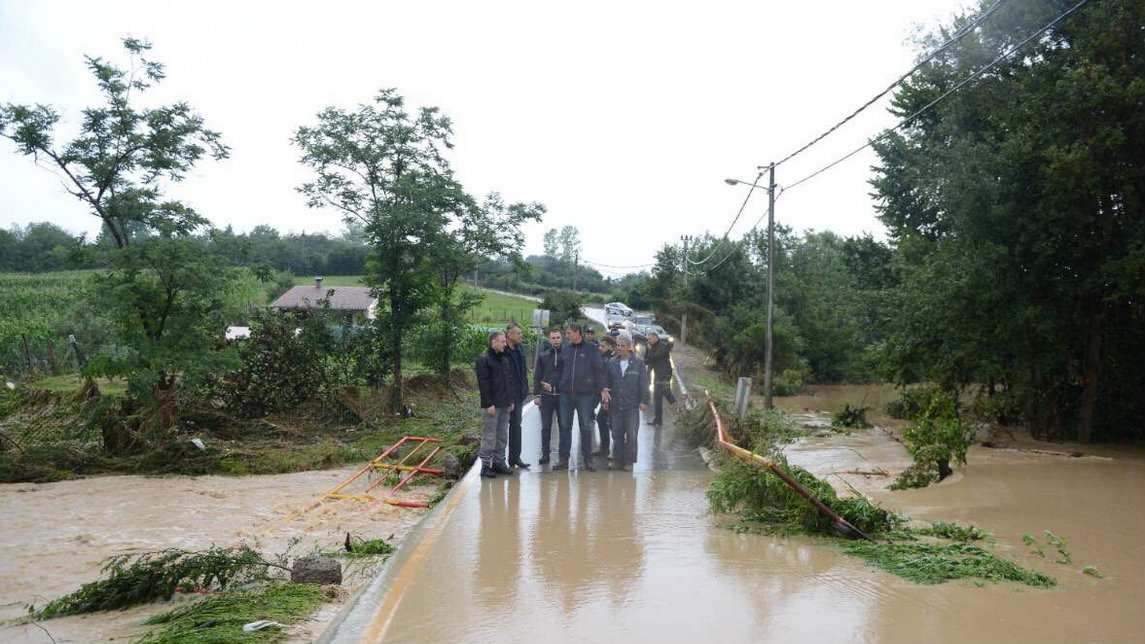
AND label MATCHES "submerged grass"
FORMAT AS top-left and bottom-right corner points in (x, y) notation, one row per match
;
(320, 536), (395, 560)
(139, 582), (325, 643)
